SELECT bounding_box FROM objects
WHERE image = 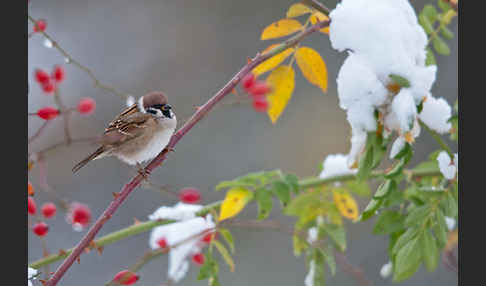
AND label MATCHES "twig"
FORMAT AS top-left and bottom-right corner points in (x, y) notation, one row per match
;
(28, 121), (51, 144)
(43, 17), (331, 286)
(334, 251), (372, 286)
(28, 15), (128, 100)
(302, 0), (331, 15)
